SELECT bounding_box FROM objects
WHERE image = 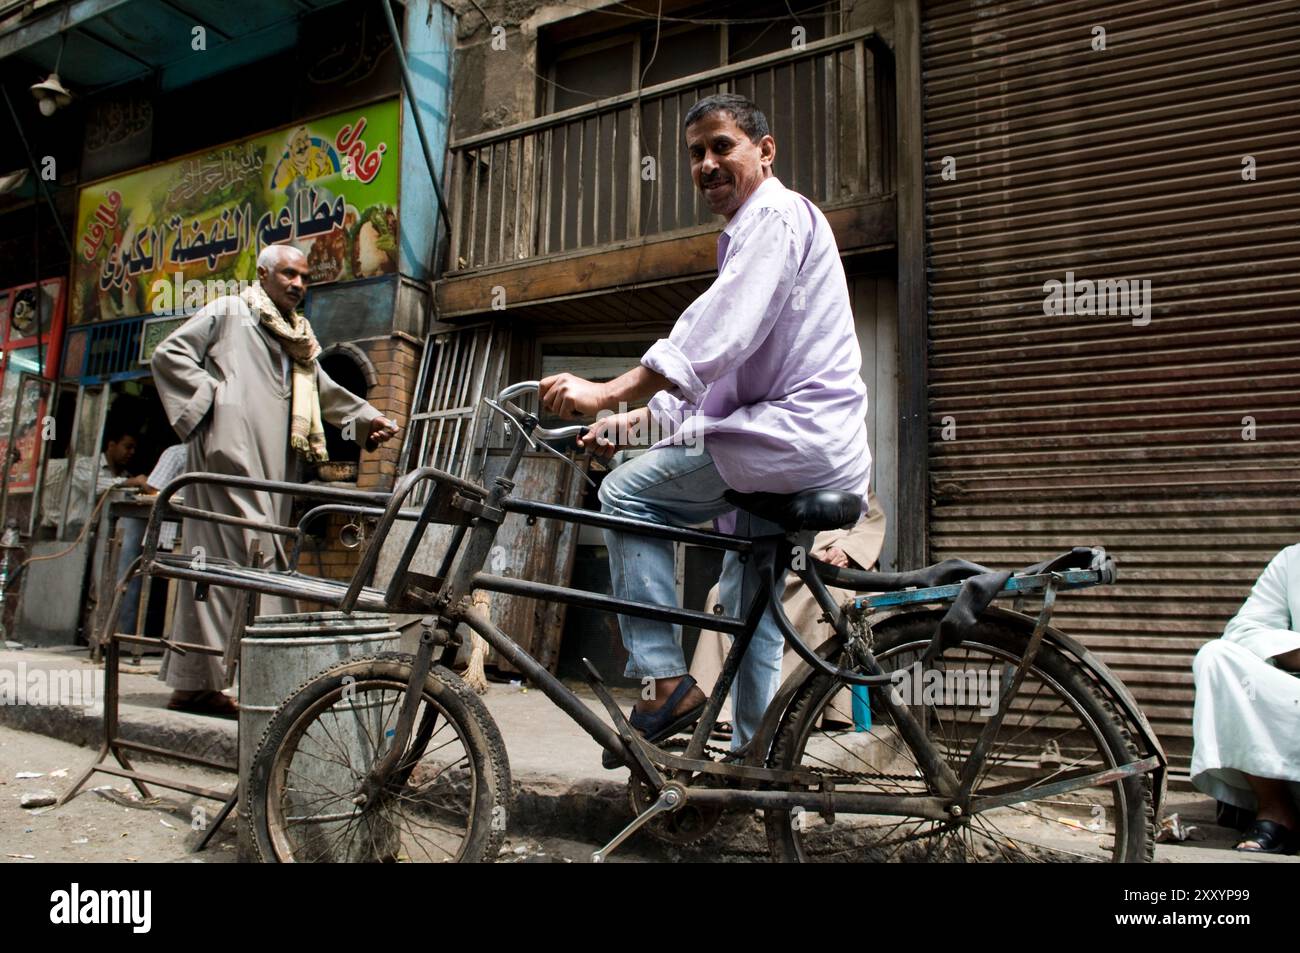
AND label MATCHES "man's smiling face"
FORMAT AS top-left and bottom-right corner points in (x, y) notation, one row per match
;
(686, 111), (776, 220)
